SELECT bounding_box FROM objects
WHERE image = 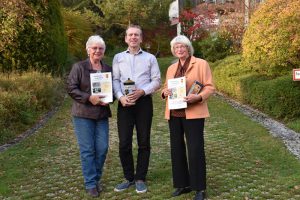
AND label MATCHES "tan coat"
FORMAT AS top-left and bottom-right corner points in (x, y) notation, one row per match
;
(162, 56), (215, 120)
